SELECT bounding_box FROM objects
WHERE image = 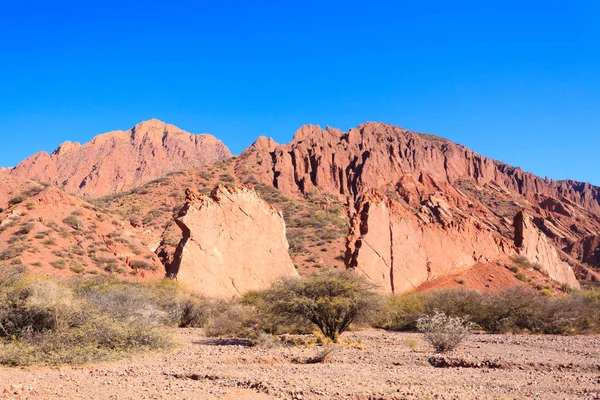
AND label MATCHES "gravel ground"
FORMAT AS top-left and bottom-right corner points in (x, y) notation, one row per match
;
(1, 329), (599, 399)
